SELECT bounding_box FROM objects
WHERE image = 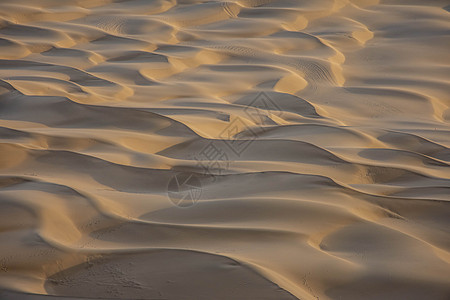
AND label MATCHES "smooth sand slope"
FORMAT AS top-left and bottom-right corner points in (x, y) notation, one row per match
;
(0, 0), (450, 299)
